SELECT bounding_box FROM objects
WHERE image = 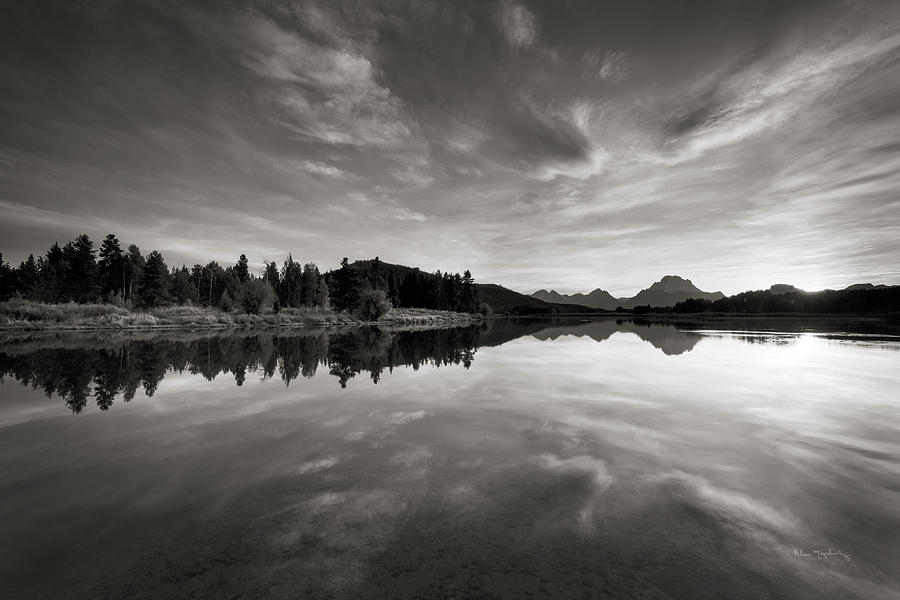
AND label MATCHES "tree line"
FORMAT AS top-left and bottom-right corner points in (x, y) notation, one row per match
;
(665, 287), (900, 315)
(0, 234), (480, 316)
